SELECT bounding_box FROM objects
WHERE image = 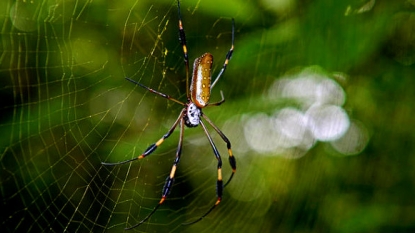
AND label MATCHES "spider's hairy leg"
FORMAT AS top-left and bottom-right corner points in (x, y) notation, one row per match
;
(182, 119), (224, 225)
(201, 114), (236, 186)
(177, 0), (190, 98)
(206, 90), (225, 107)
(125, 77), (185, 106)
(125, 118), (185, 230)
(101, 110), (185, 166)
(211, 18), (235, 89)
